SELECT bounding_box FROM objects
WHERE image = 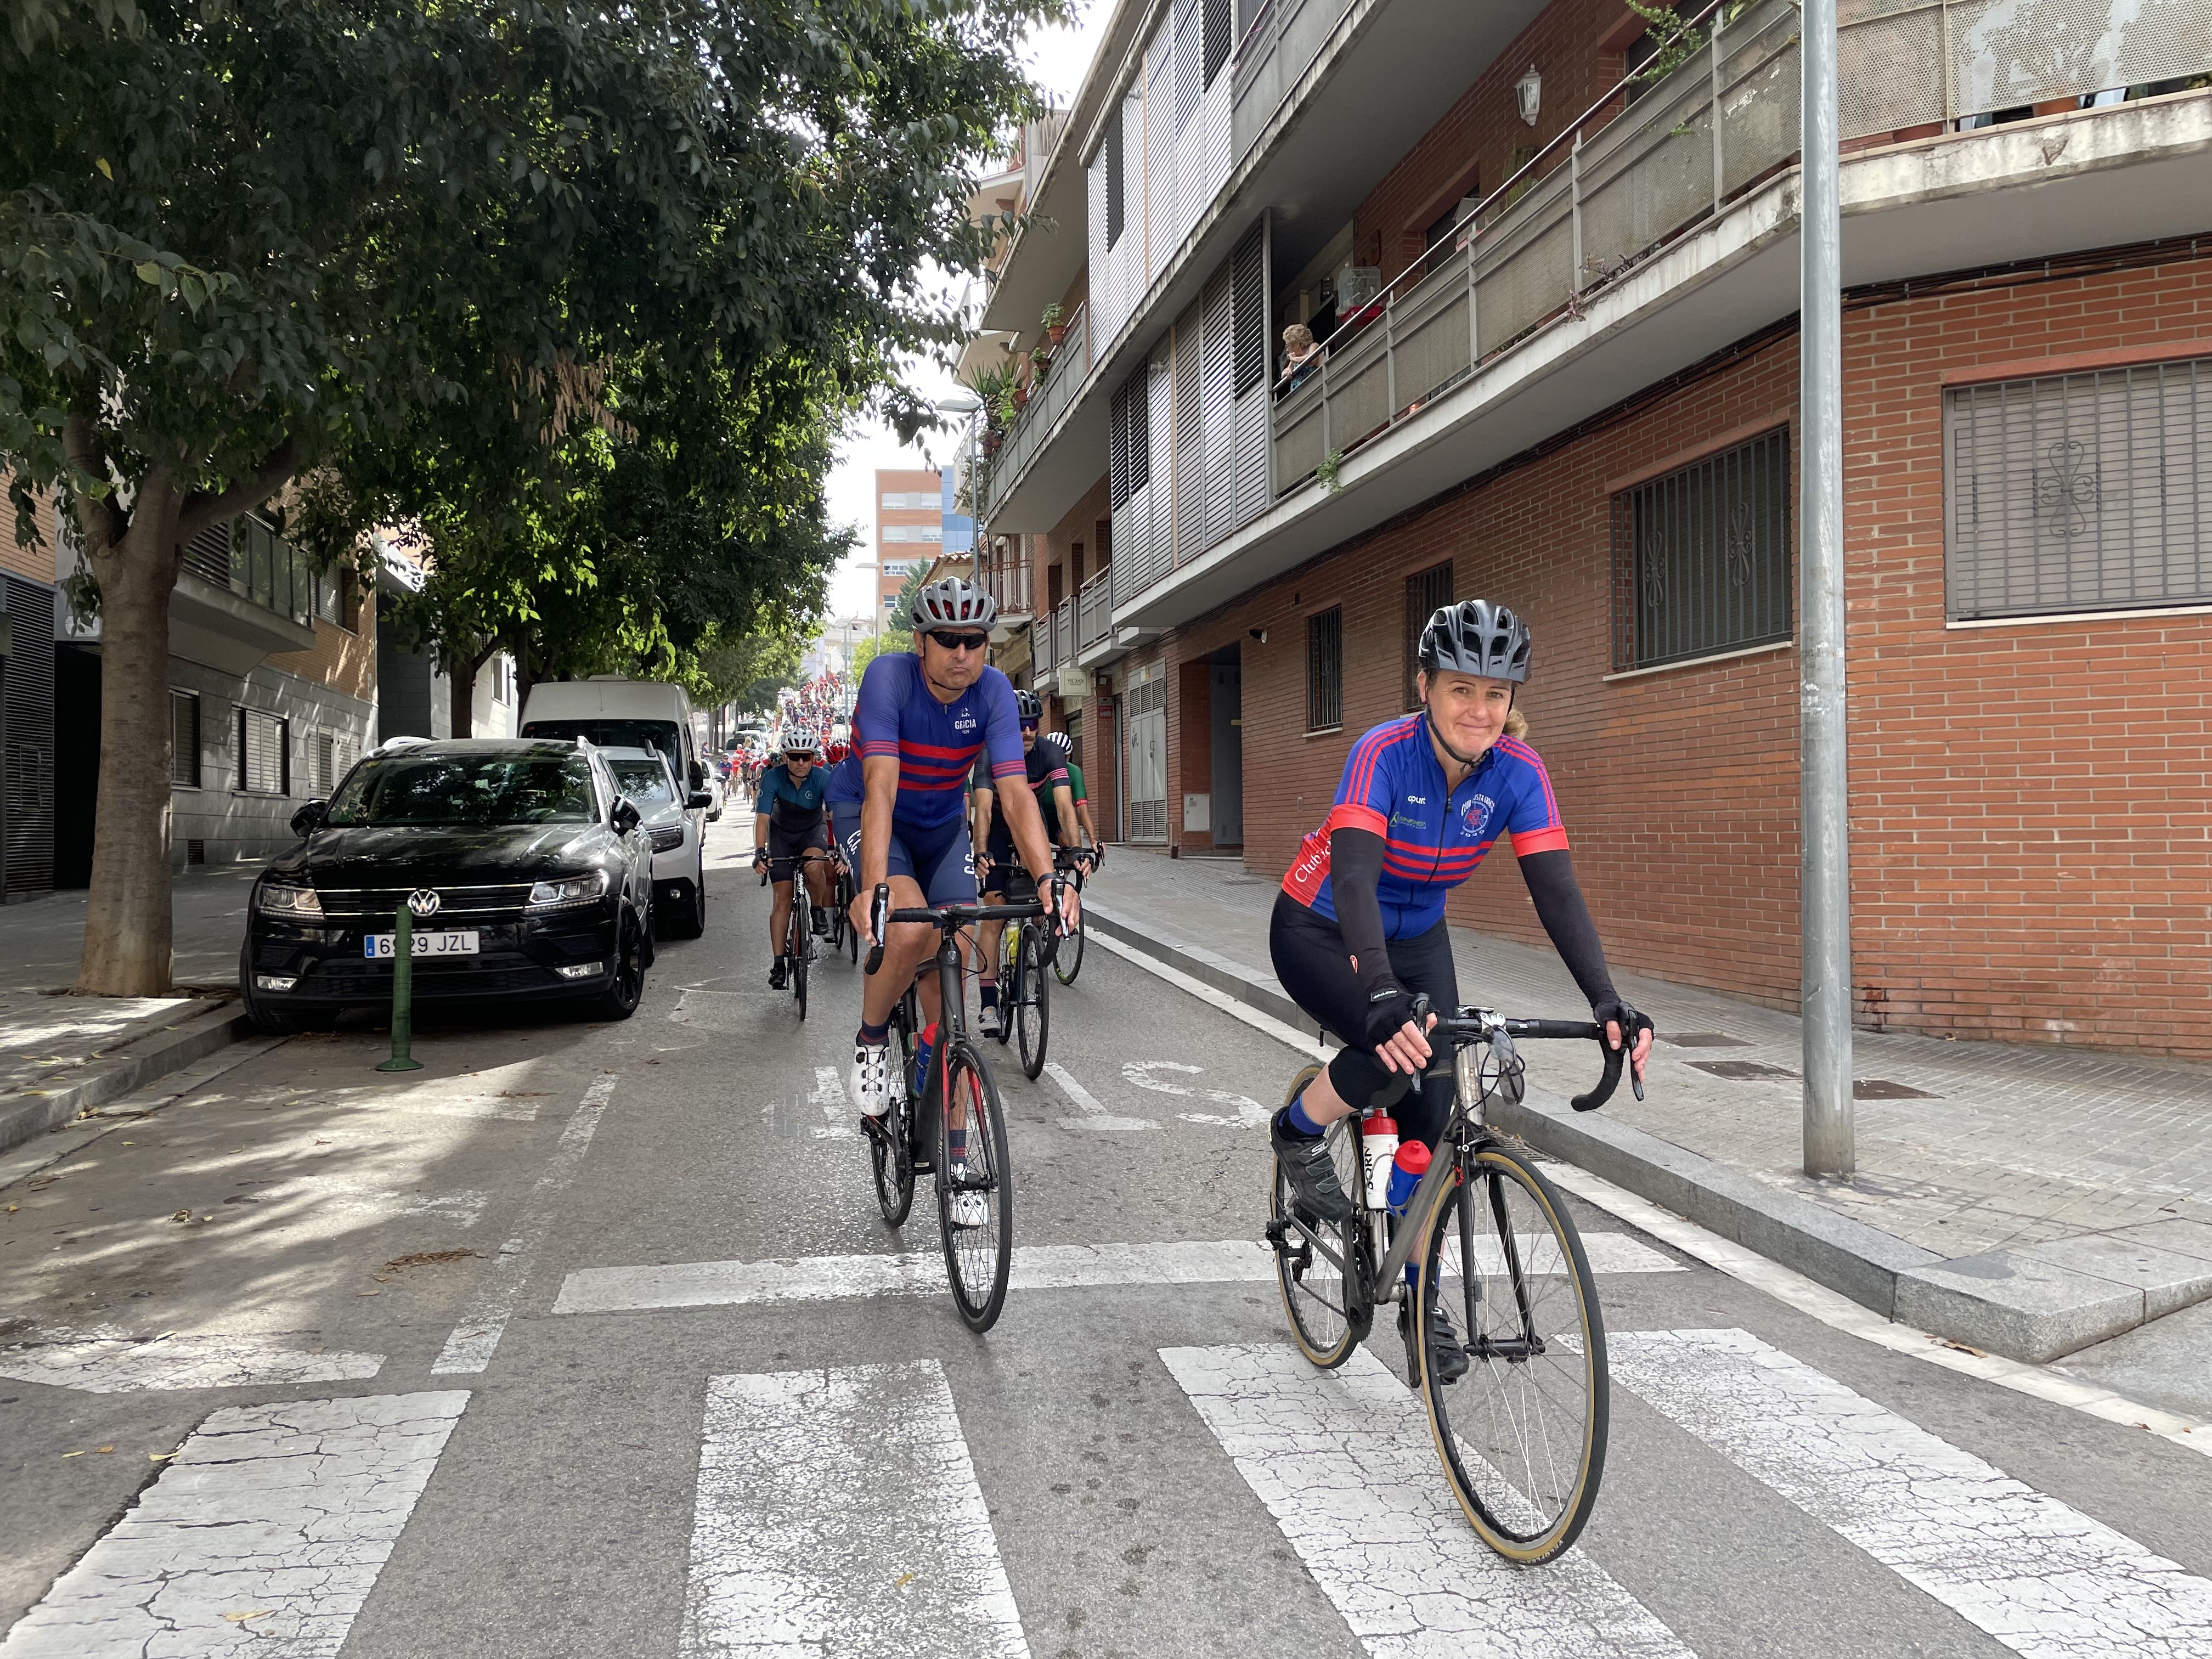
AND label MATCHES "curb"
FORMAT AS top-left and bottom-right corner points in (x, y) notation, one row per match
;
(1083, 896), (2212, 1363)
(0, 1000), (255, 1157)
